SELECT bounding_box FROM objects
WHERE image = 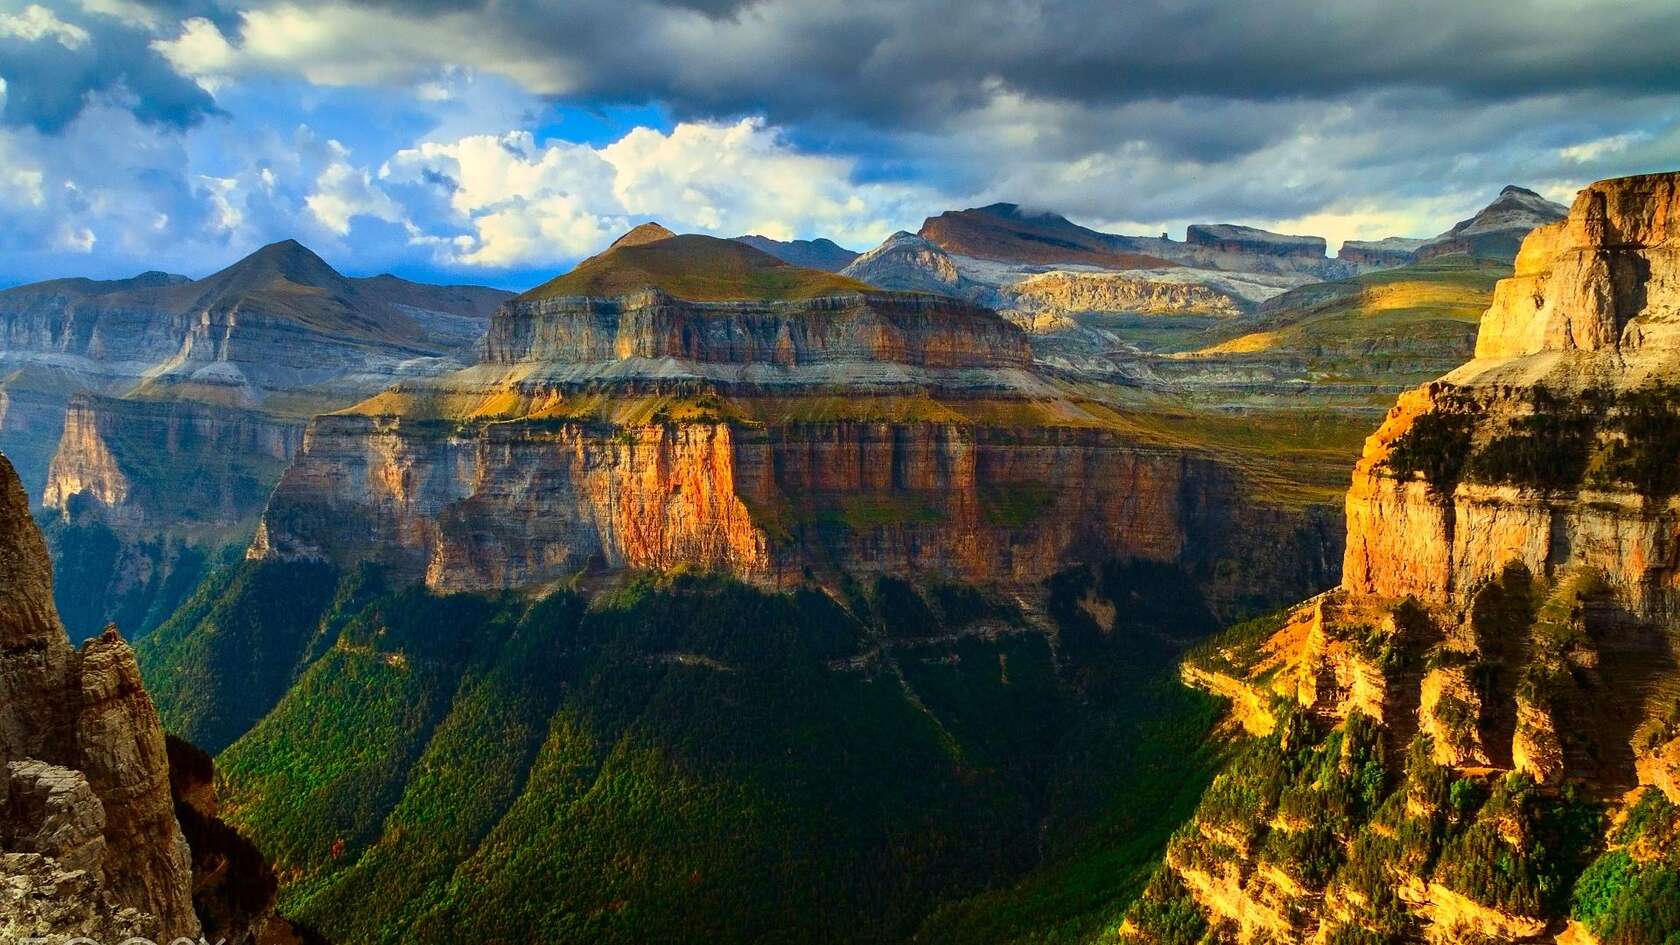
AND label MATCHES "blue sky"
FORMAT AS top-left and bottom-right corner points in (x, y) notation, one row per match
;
(2, 0), (1678, 290)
